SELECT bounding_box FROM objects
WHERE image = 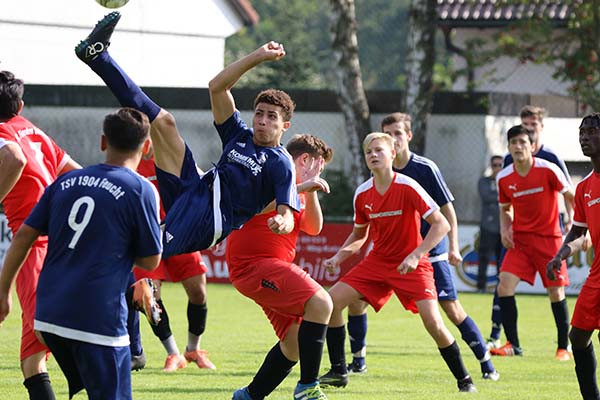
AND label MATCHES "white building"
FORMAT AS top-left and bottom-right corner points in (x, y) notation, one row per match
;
(0, 0), (258, 87)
